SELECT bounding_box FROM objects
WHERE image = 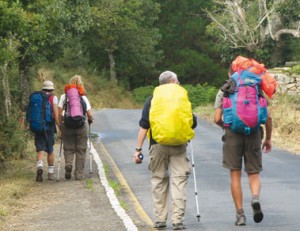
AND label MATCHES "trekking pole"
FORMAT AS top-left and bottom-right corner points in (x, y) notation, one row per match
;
(189, 140), (201, 222)
(56, 138), (63, 182)
(89, 124), (93, 174)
